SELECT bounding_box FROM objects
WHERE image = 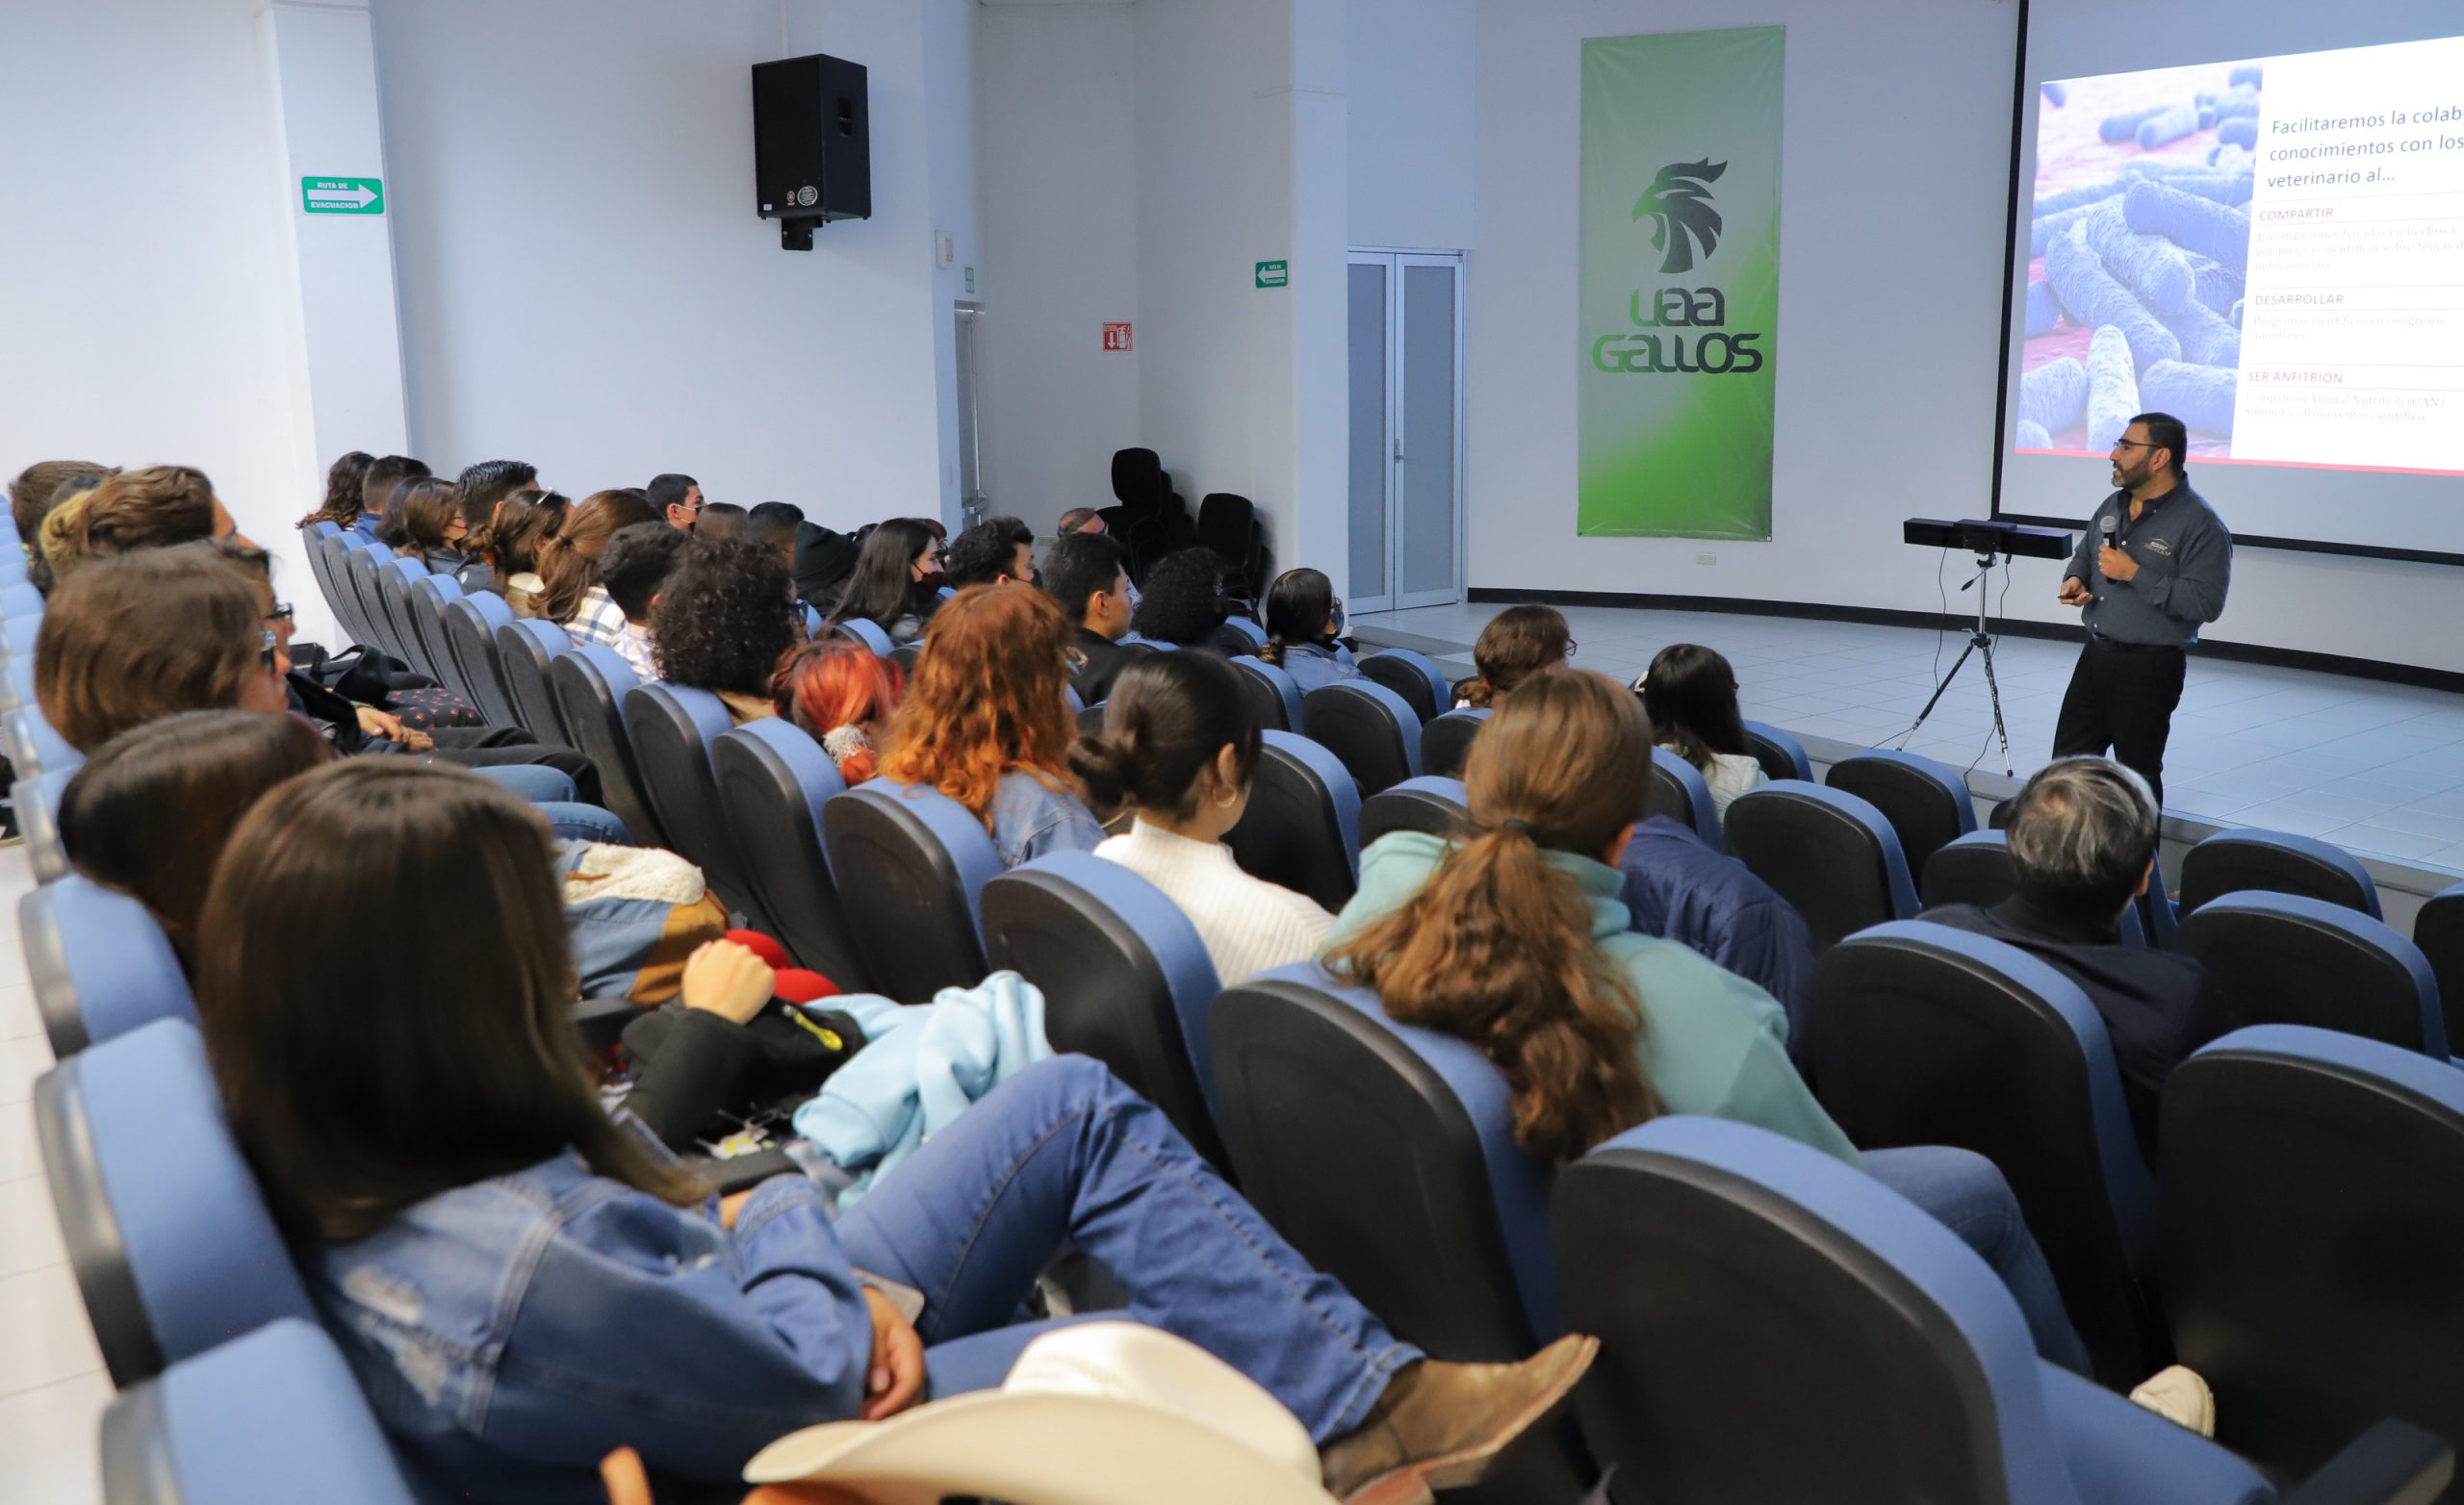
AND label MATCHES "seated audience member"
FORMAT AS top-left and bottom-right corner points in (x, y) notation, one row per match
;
(1042, 530), (1138, 702)
(480, 488), (567, 617)
(824, 518), (943, 645)
(39, 463), (253, 585)
(377, 475), (481, 580)
(451, 460), (540, 586)
(746, 500), (804, 562)
(543, 489), (664, 648)
(59, 710), (333, 970)
(1130, 547), (1250, 653)
(1327, 670), (2090, 1372)
(1078, 654), (1333, 982)
(694, 500), (749, 542)
(654, 537), (803, 724)
(651, 472), (704, 531)
(794, 519), (862, 612)
(1617, 810), (1818, 1059)
(1256, 569), (1358, 692)
(196, 758), (1591, 1505)
(11, 458), (114, 594)
(943, 515), (1038, 591)
(596, 523), (692, 679)
(773, 638), (905, 782)
(37, 546), (291, 751)
(294, 451), (372, 533)
(884, 585), (1104, 866)
(1057, 505), (1106, 537)
(1453, 605), (1572, 708)
(351, 453), (430, 542)
(1637, 643), (1765, 816)
(1920, 756), (2243, 1157)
